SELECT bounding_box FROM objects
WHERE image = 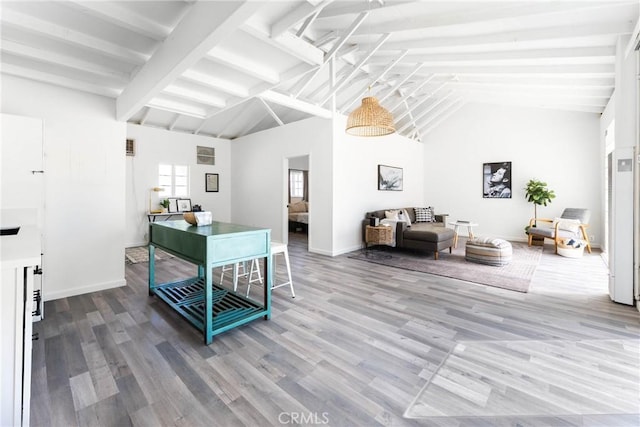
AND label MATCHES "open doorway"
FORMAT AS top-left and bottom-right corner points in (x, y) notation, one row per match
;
(285, 155), (309, 251)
